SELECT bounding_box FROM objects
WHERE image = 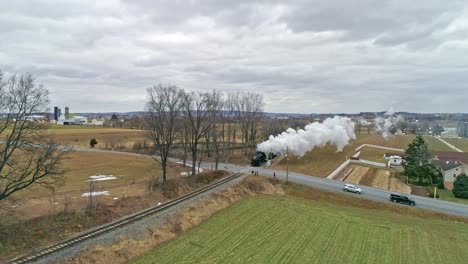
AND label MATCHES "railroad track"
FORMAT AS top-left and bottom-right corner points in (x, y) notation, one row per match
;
(8, 171), (245, 264)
